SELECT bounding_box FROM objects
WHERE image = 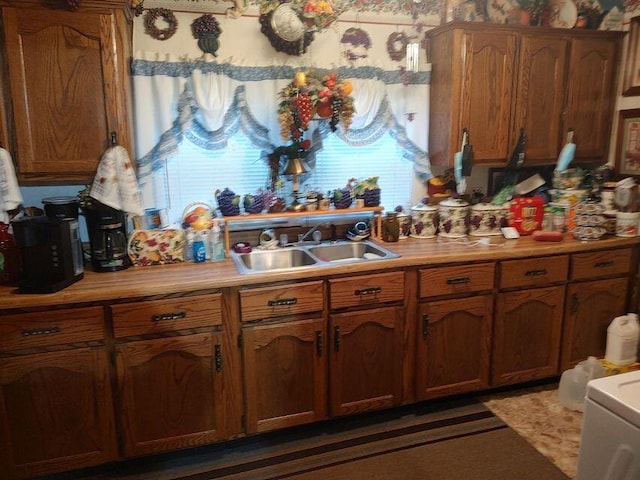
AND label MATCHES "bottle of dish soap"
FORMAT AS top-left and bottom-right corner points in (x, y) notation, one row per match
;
(209, 219), (225, 263)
